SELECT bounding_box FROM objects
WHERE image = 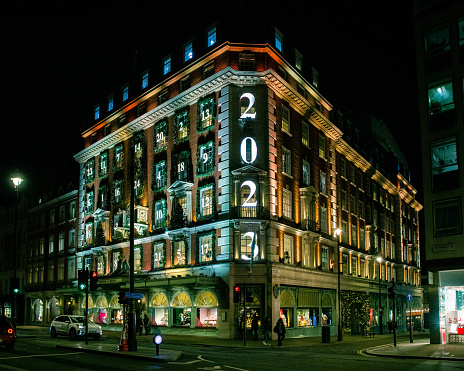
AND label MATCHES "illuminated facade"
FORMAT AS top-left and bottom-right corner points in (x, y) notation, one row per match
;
(414, 0), (464, 344)
(73, 24), (422, 338)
